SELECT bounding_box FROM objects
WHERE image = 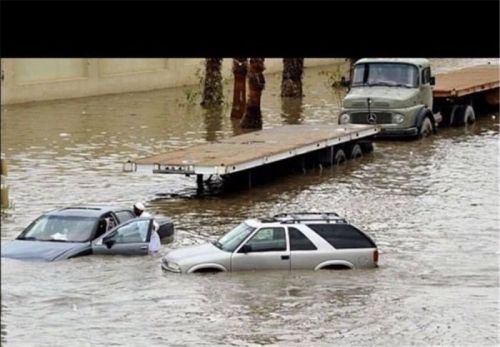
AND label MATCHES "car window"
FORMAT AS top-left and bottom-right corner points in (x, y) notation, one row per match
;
(19, 215), (98, 242)
(288, 227), (317, 251)
(244, 227), (286, 252)
(421, 67), (430, 85)
(115, 210), (135, 224)
(307, 224), (375, 249)
(108, 220), (150, 244)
